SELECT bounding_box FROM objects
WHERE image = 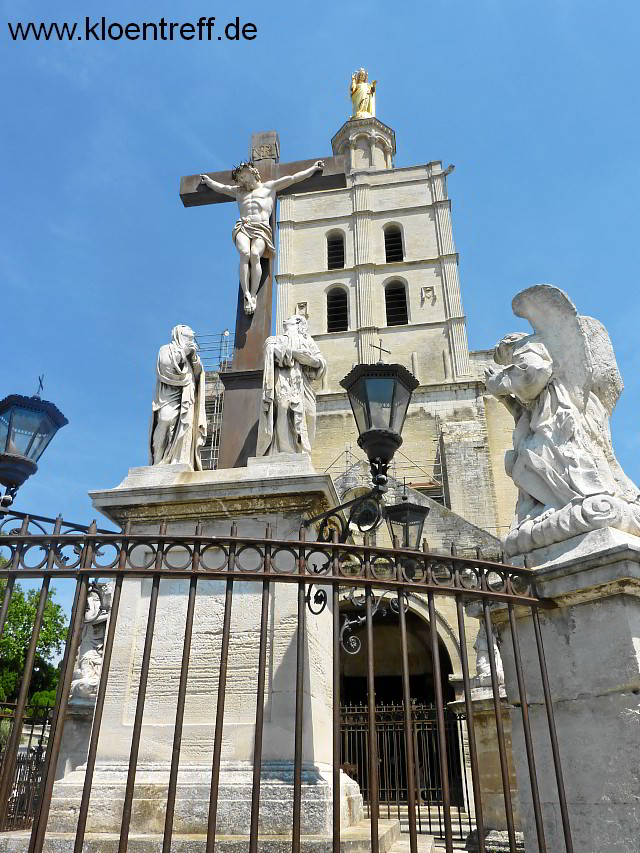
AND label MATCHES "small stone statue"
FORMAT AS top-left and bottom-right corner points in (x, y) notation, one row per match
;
(256, 314), (327, 456)
(199, 160), (324, 315)
(70, 584), (111, 703)
(473, 622), (504, 687)
(485, 284), (640, 556)
(351, 68), (377, 118)
(149, 325), (206, 470)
